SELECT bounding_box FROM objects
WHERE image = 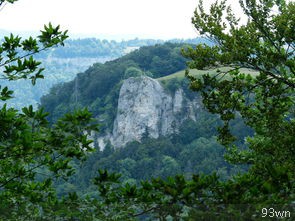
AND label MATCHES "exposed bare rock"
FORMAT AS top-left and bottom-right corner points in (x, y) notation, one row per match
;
(106, 76), (201, 148)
